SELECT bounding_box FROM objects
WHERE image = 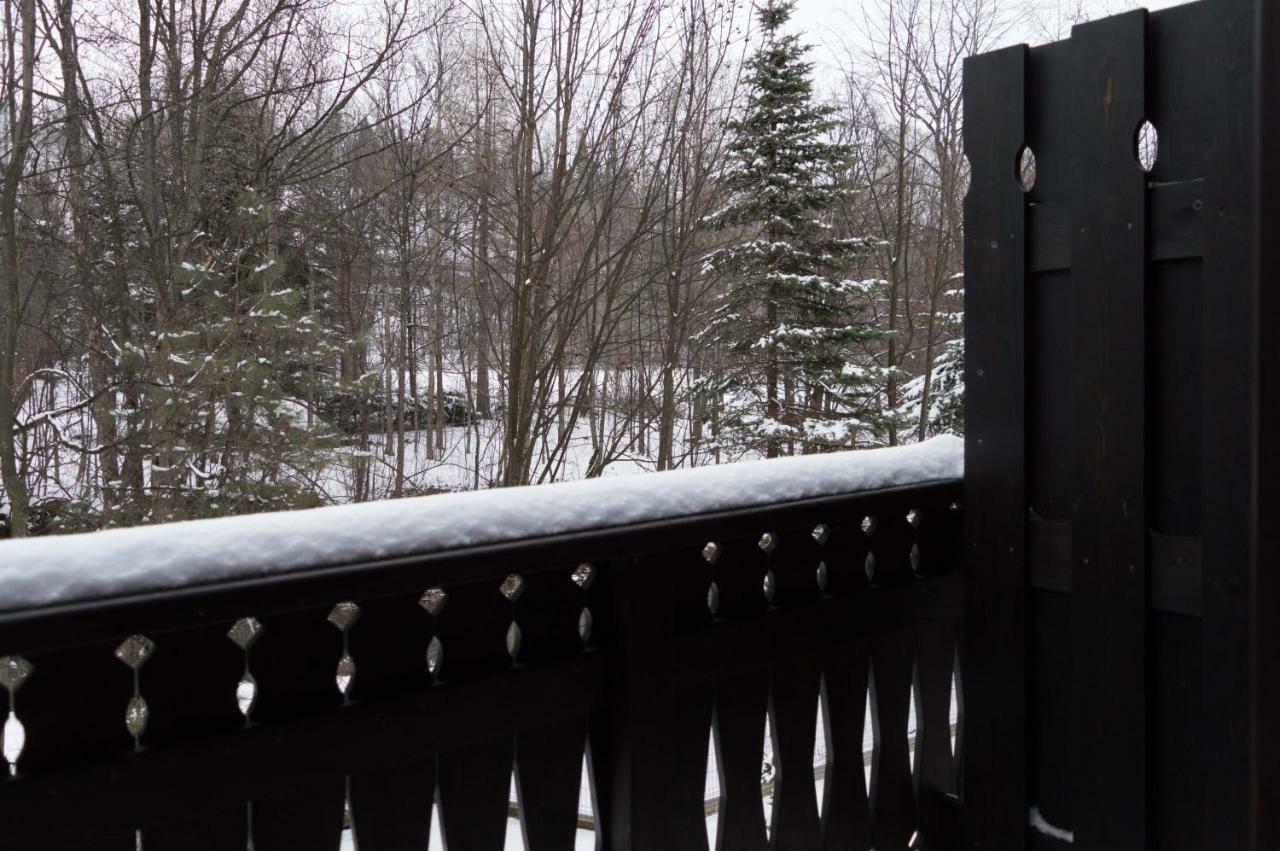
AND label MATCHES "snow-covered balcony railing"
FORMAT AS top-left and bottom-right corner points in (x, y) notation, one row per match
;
(0, 437), (963, 851)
